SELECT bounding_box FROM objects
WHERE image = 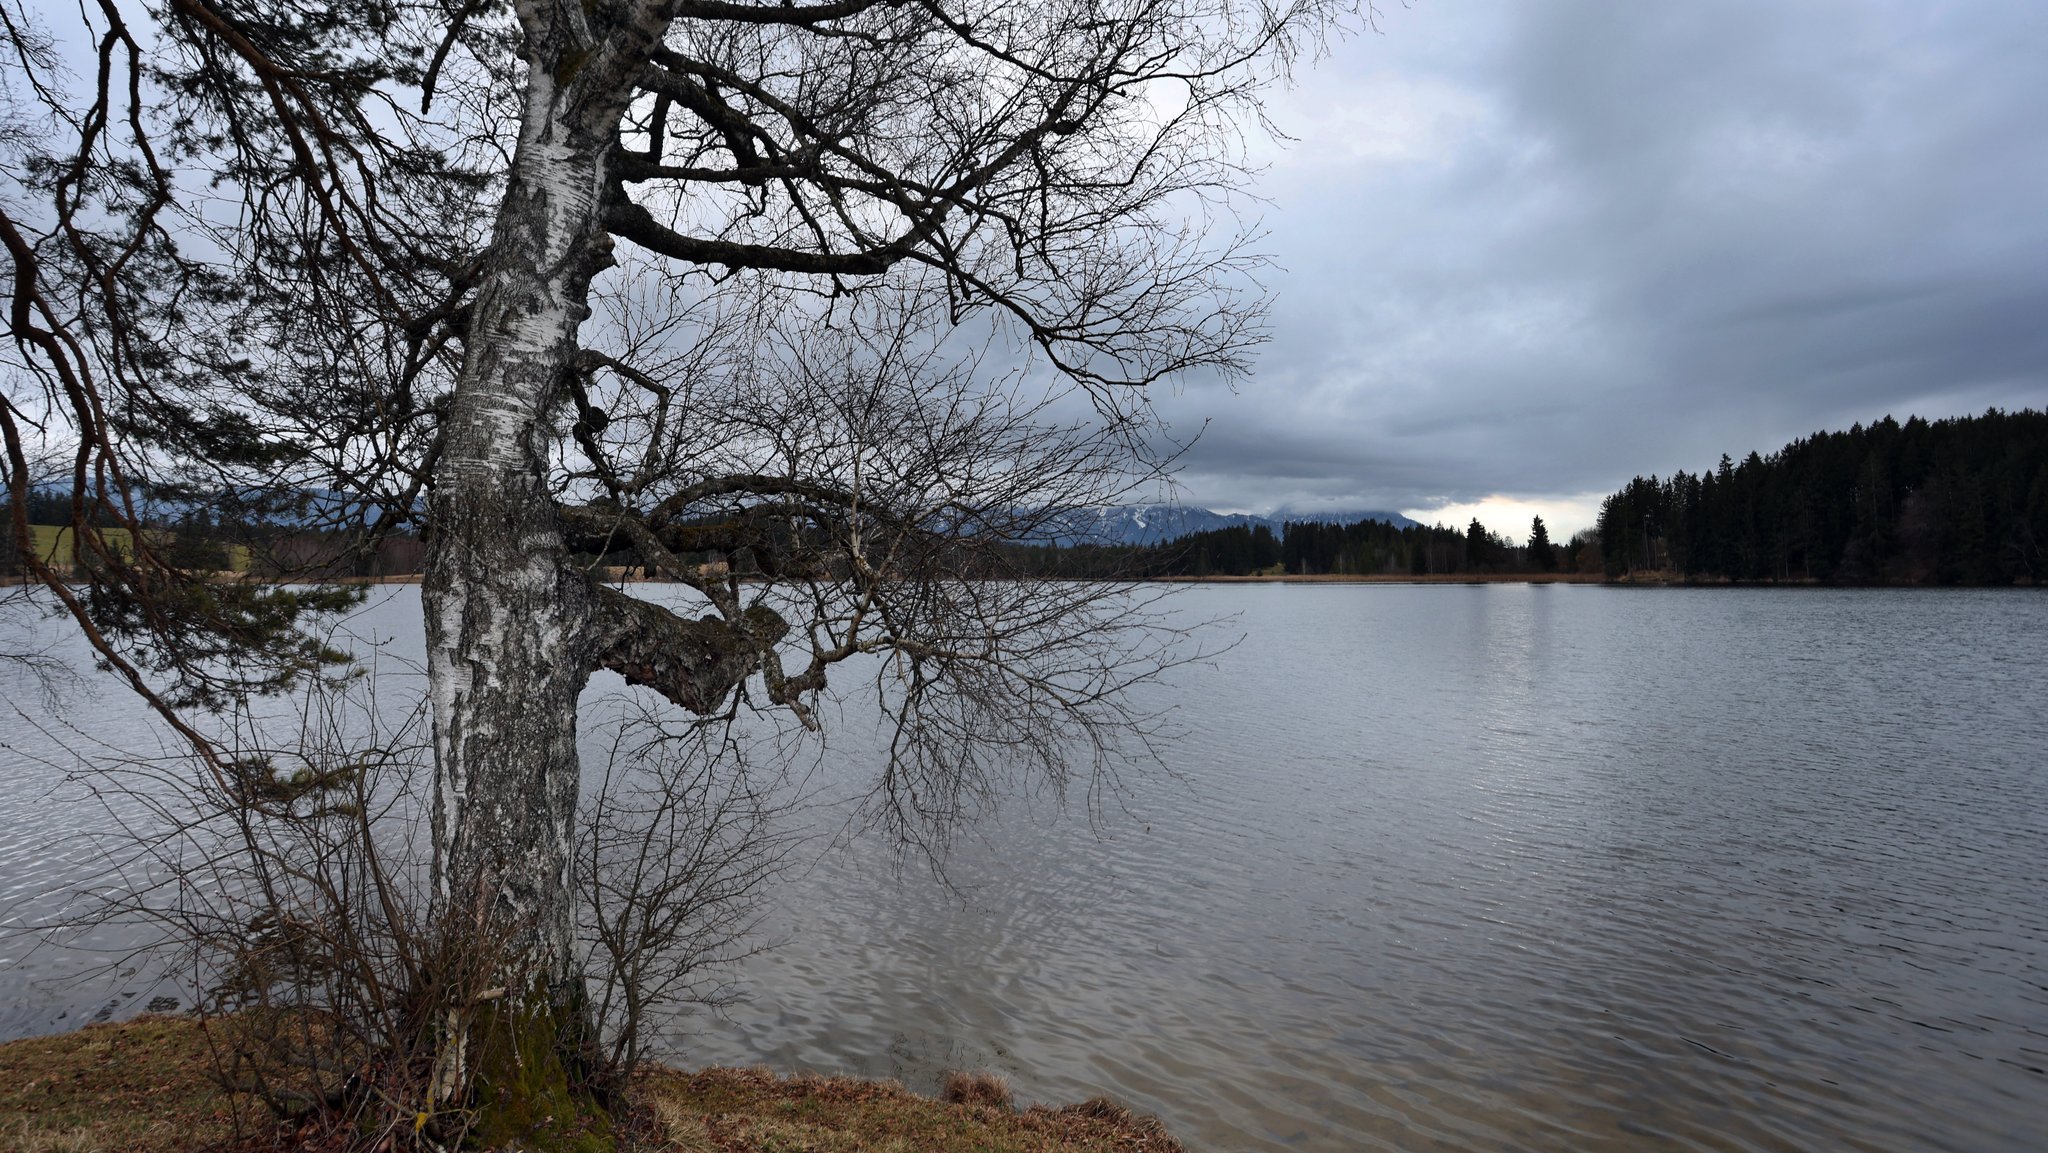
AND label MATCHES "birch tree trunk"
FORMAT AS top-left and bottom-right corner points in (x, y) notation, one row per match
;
(425, 64), (603, 1005)
(420, 13), (649, 1133)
